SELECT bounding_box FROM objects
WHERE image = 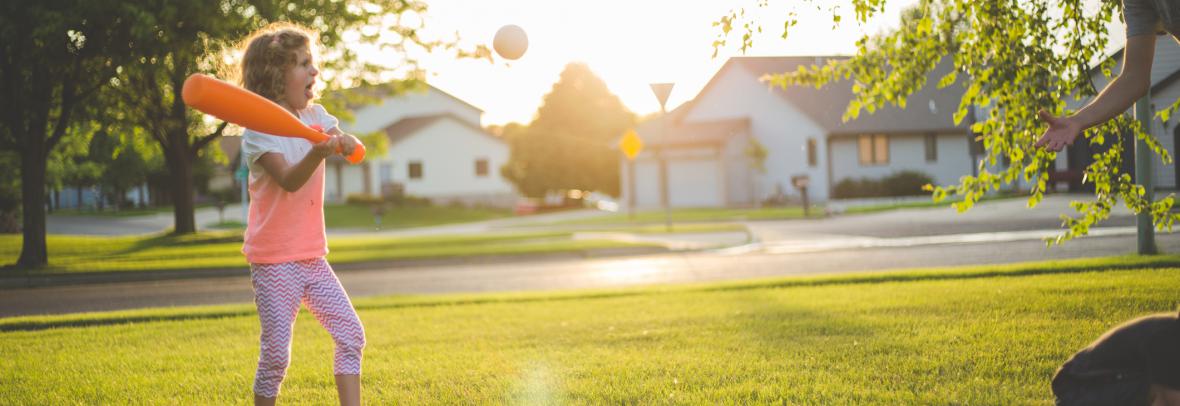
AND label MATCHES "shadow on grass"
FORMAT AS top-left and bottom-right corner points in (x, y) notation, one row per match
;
(4, 255), (1177, 333)
(109, 231), (244, 256)
(699, 255), (1180, 293)
(0, 309), (256, 332)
